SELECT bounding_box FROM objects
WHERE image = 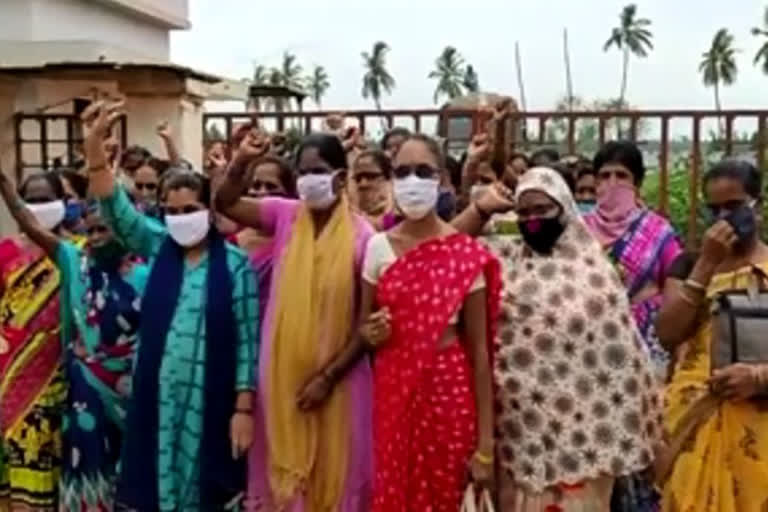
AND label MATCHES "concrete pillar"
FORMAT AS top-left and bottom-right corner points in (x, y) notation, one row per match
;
(0, 77), (20, 235)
